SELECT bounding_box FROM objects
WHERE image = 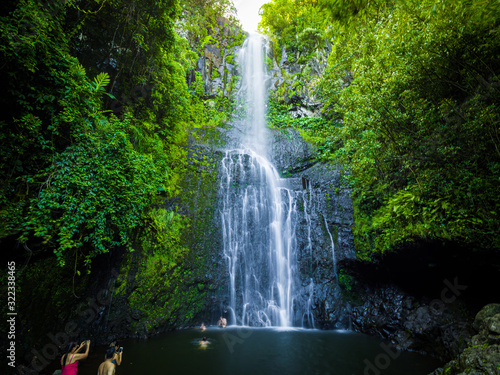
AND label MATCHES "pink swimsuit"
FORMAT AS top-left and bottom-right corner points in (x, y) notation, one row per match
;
(61, 353), (79, 375)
